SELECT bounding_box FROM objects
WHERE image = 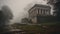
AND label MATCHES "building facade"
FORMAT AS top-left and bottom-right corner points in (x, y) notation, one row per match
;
(28, 4), (51, 24)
